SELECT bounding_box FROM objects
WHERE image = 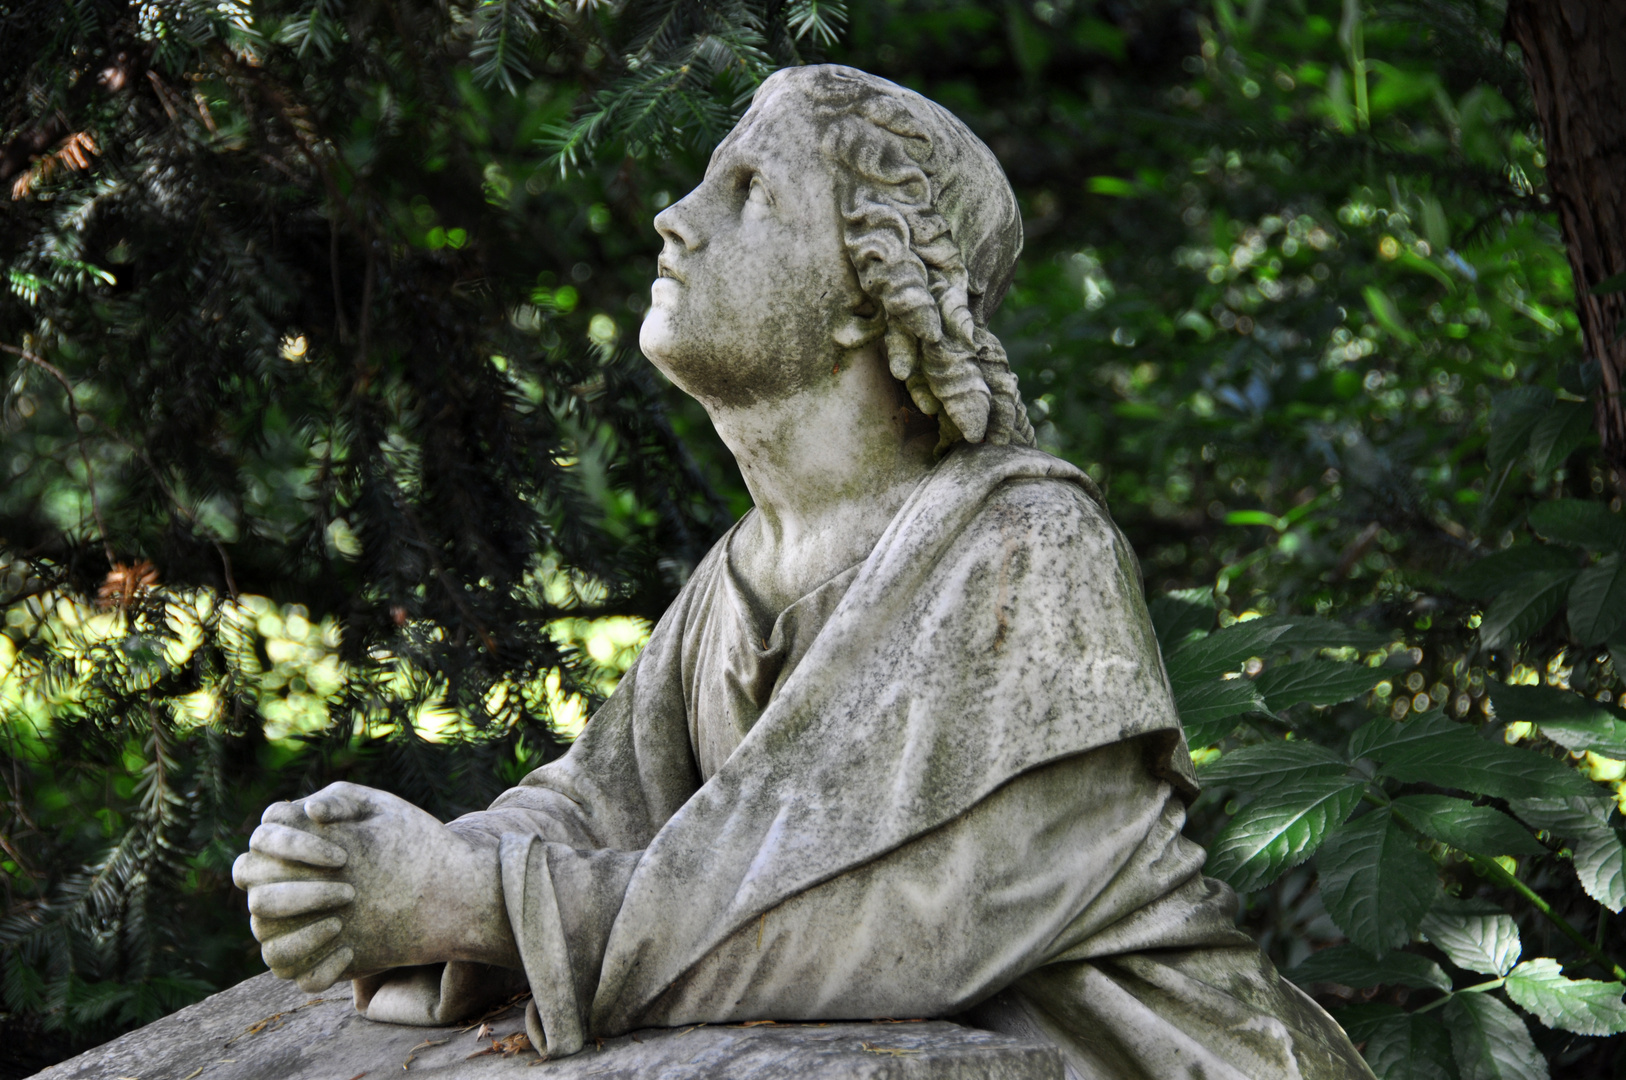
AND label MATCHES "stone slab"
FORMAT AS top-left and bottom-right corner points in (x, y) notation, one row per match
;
(28, 974), (1061, 1080)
